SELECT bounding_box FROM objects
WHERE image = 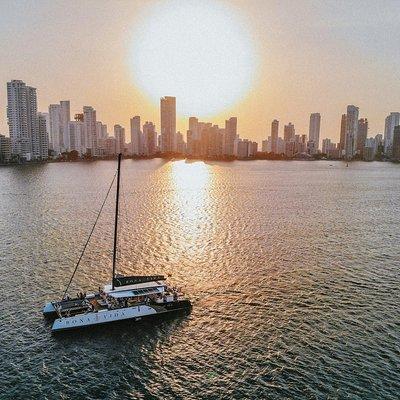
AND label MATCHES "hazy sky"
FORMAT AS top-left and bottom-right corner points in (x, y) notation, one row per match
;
(1, 0), (399, 143)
